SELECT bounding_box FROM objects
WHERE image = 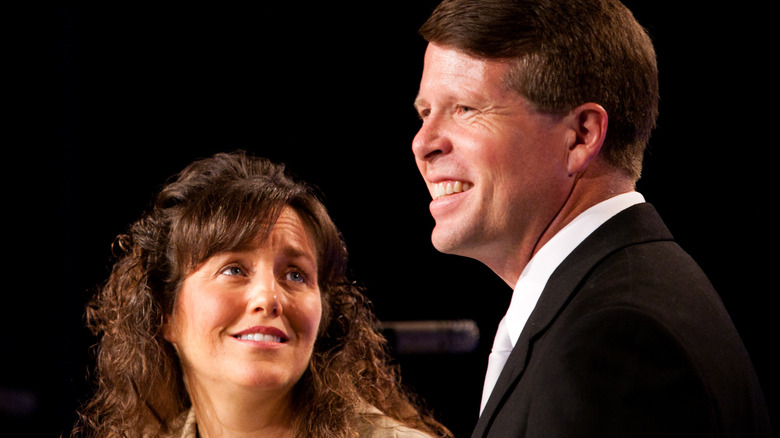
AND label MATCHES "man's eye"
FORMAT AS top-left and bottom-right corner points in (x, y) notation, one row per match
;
(456, 105), (474, 114)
